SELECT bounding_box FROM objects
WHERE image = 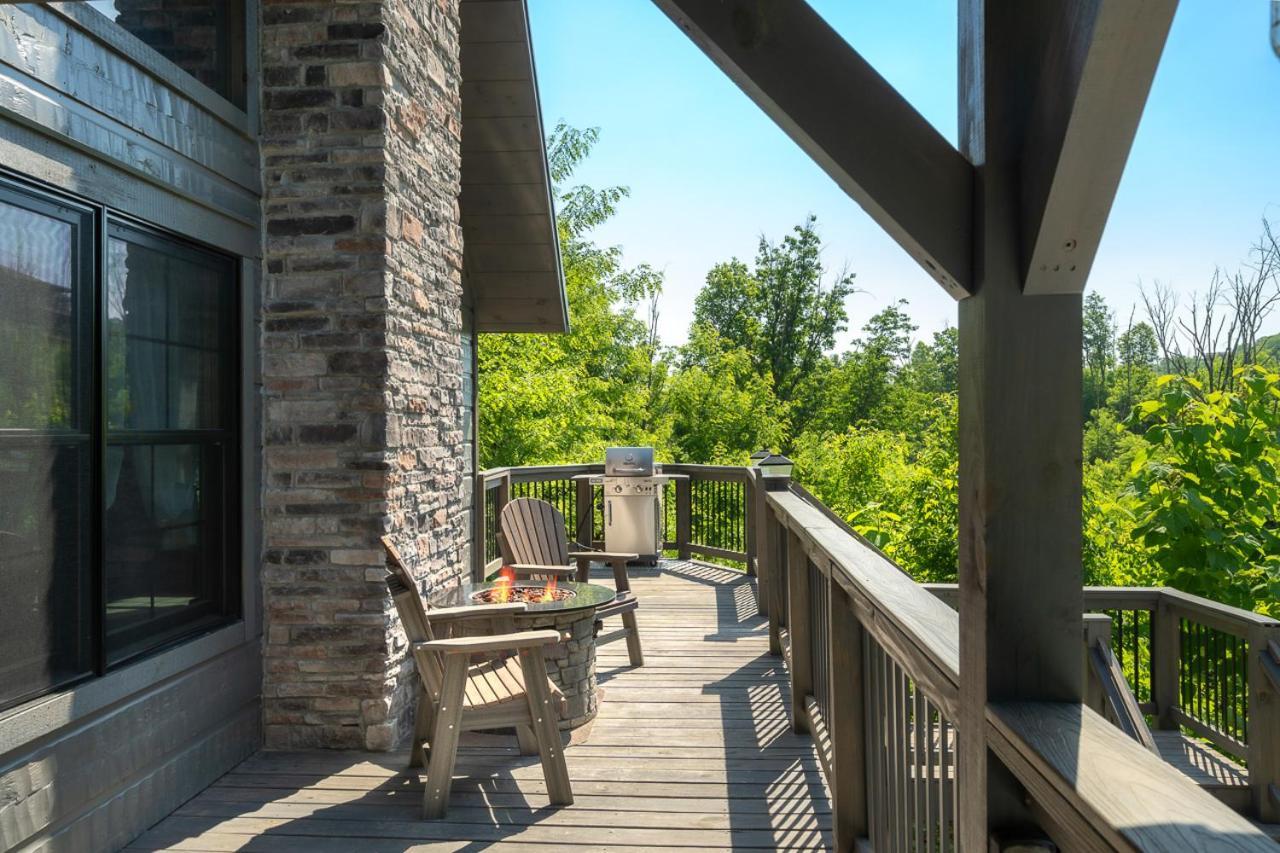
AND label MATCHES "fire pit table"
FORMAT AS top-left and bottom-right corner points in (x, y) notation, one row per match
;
(436, 578), (618, 730)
